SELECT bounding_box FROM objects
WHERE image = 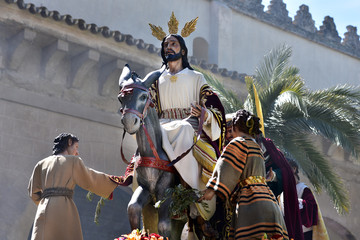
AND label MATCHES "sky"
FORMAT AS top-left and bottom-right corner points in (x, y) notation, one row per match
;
(262, 0), (360, 40)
